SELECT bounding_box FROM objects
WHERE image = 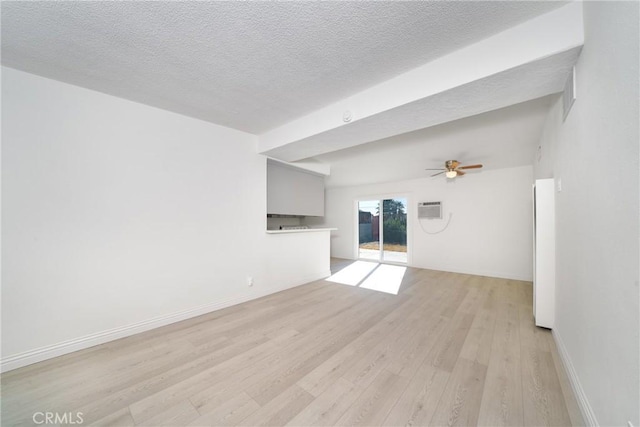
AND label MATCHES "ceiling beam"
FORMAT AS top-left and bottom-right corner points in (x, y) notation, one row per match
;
(258, 2), (584, 162)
